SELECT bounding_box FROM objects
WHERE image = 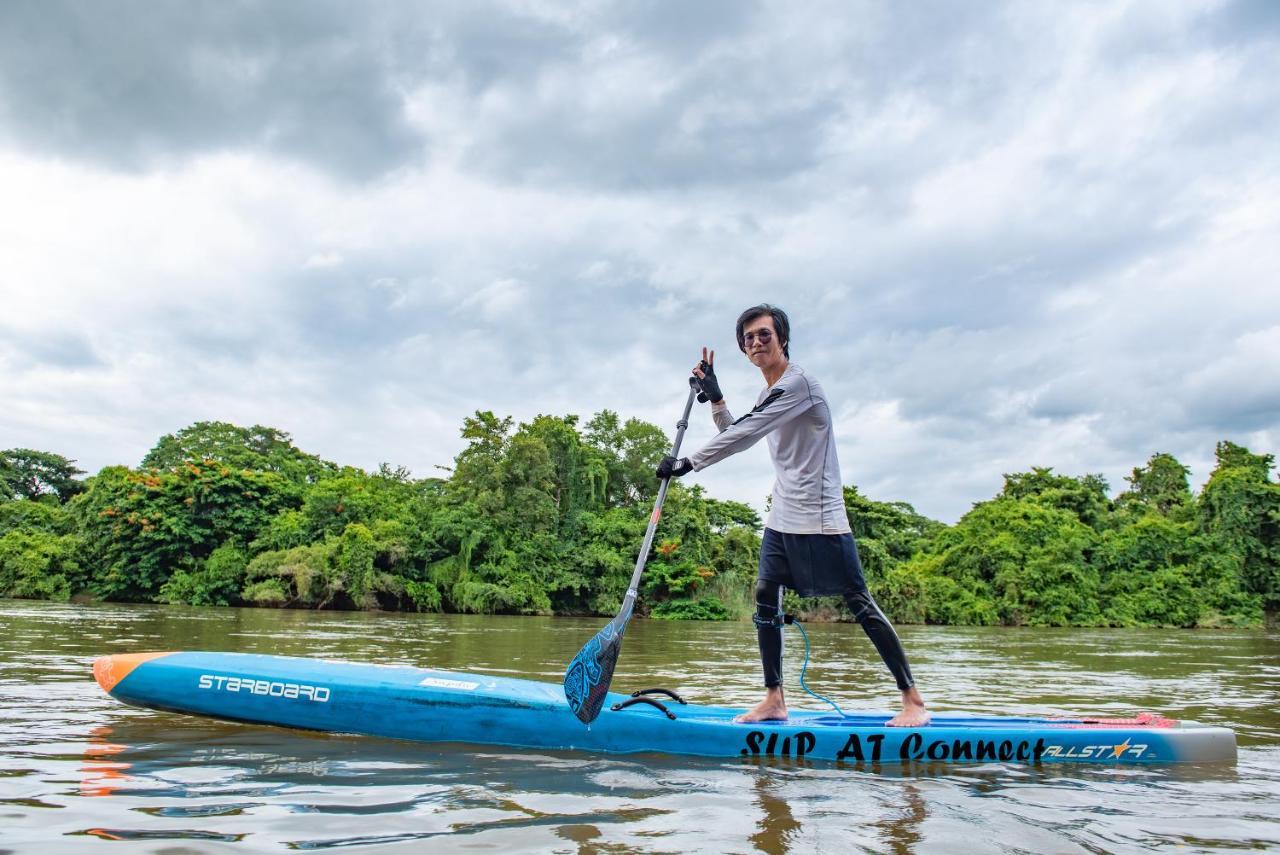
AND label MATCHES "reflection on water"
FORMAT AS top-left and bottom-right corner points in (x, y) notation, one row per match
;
(0, 599), (1277, 852)
(871, 782), (927, 855)
(751, 770), (802, 854)
(78, 726), (129, 799)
